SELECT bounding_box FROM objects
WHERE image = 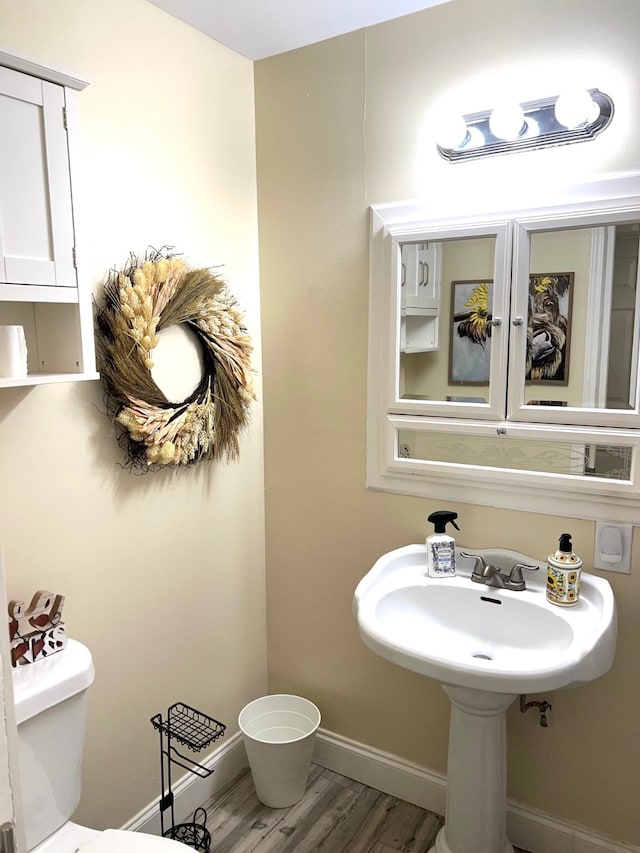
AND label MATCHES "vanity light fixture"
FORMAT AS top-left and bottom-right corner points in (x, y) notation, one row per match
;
(436, 89), (614, 162)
